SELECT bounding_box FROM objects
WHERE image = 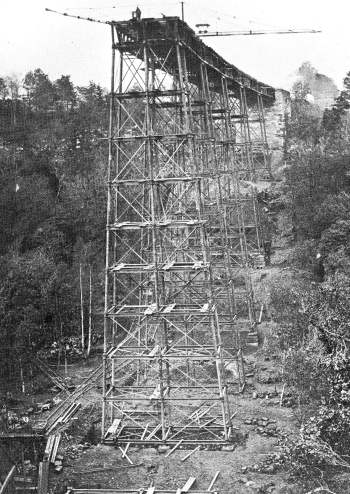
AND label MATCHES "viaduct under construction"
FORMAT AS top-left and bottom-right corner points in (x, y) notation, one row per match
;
(102, 11), (275, 447)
